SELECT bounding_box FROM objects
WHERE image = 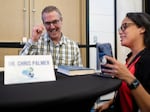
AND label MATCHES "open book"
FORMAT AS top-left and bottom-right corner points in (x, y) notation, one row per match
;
(57, 65), (96, 76)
